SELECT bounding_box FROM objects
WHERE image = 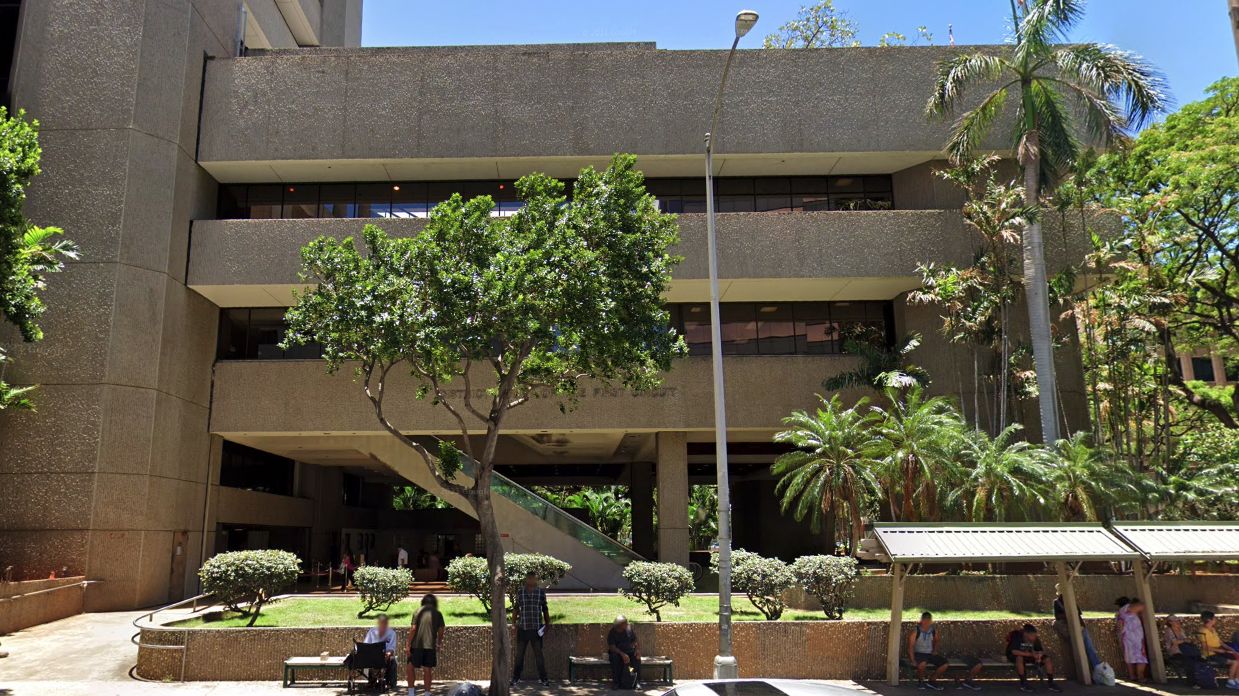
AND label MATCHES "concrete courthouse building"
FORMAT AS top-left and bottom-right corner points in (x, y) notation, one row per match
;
(0, 1), (1089, 610)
